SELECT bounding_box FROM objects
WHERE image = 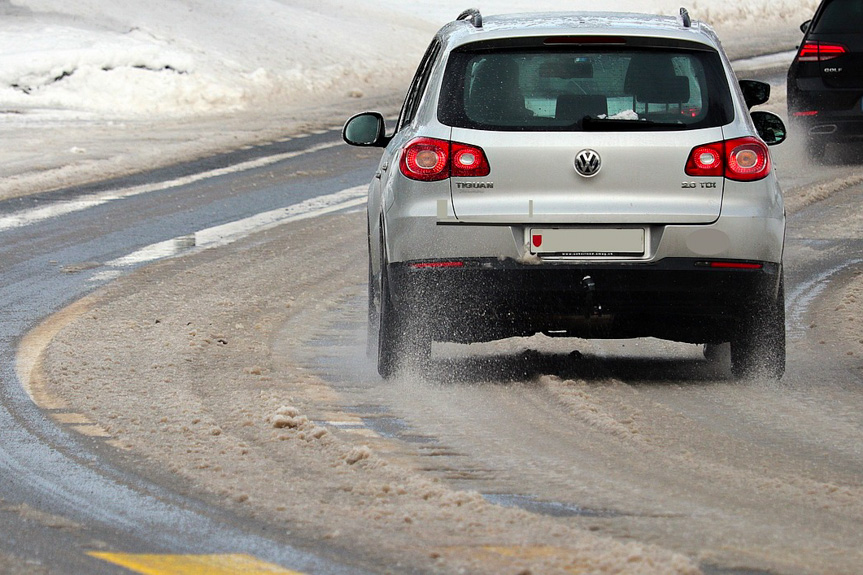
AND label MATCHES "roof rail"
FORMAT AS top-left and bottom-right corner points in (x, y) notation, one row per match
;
(457, 8), (483, 28)
(679, 7), (692, 28)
